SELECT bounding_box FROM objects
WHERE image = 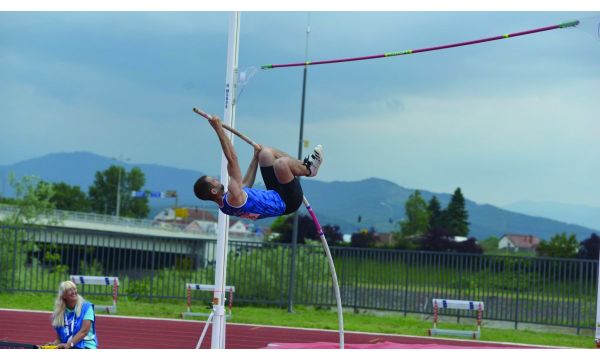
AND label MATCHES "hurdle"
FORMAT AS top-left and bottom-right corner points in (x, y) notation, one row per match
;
(181, 283), (235, 319)
(428, 299), (484, 339)
(70, 275), (119, 314)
